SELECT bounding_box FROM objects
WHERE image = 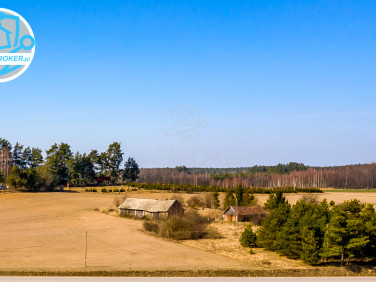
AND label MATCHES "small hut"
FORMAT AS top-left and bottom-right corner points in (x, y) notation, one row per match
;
(118, 198), (184, 219)
(223, 206), (267, 225)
